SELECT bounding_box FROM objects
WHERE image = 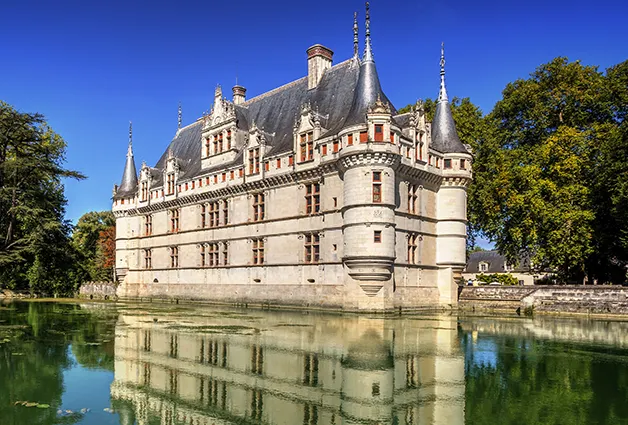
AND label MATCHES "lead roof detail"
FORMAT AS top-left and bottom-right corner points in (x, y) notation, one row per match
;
(116, 122), (138, 198)
(430, 44), (468, 154)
